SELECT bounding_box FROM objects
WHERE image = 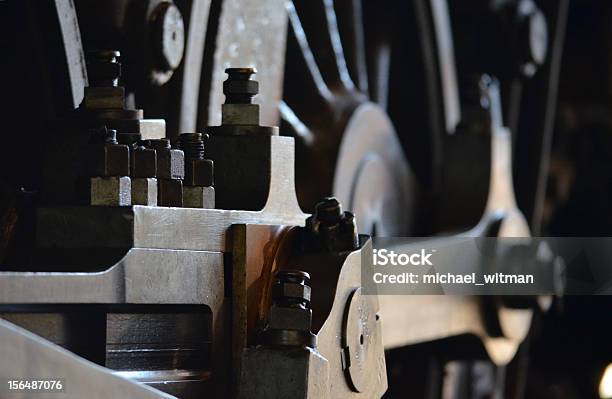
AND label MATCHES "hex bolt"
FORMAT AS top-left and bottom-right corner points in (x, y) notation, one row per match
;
(103, 128), (118, 144)
(178, 133), (214, 208)
(179, 133), (214, 187)
(261, 270), (316, 348)
(209, 67), (277, 134)
(223, 68), (259, 104)
(148, 138), (171, 150)
(86, 50), (122, 87)
(130, 141), (158, 206)
(276, 270), (310, 286)
(147, 139), (184, 206)
(272, 270), (312, 309)
(131, 141), (157, 178)
(89, 128), (130, 177)
(314, 197), (344, 224)
(151, 2), (185, 72)
(179, 133), (205, 159)
(88, 126), (117, 145)
(88, 127), (131, 206)
(305, 197), (359, 252)
(340, 211), (359, 249)
(147, 139), (184, 181)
